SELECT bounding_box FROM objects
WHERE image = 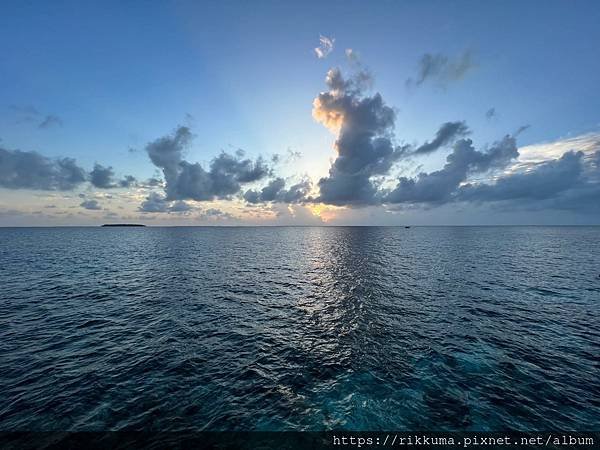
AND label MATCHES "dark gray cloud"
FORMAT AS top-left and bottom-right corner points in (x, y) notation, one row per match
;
(313, 68), (407, 205)
(145, 126), (270, 201)
(407, 51), (475, 88)
(458, 150), (586, 203)
(310, 69), (480, 205)
(89, 164), (115, 189)
(138, 192), (233, 217)
(169, 200), (192, 212)
(385, 136), (519, 204)
(139, 192), (193, 213)
(457, 149), (600, 214)
(244, 178), (285, 203)
(0, 146), (87, 190)
(413, 121), (470, 156)
(243, 177), (311, 204)
(119, 175), (137, 188)
(144, 177), (163, 187)
(139, 192), (169, 213)
(89, 163), (137, 189)
(0, 144), (137, 192)
(515, 124), (531, 136)
(80, 199), (102, 210)
(271, 148), (302, 165)
(280, 179), (312, 203)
